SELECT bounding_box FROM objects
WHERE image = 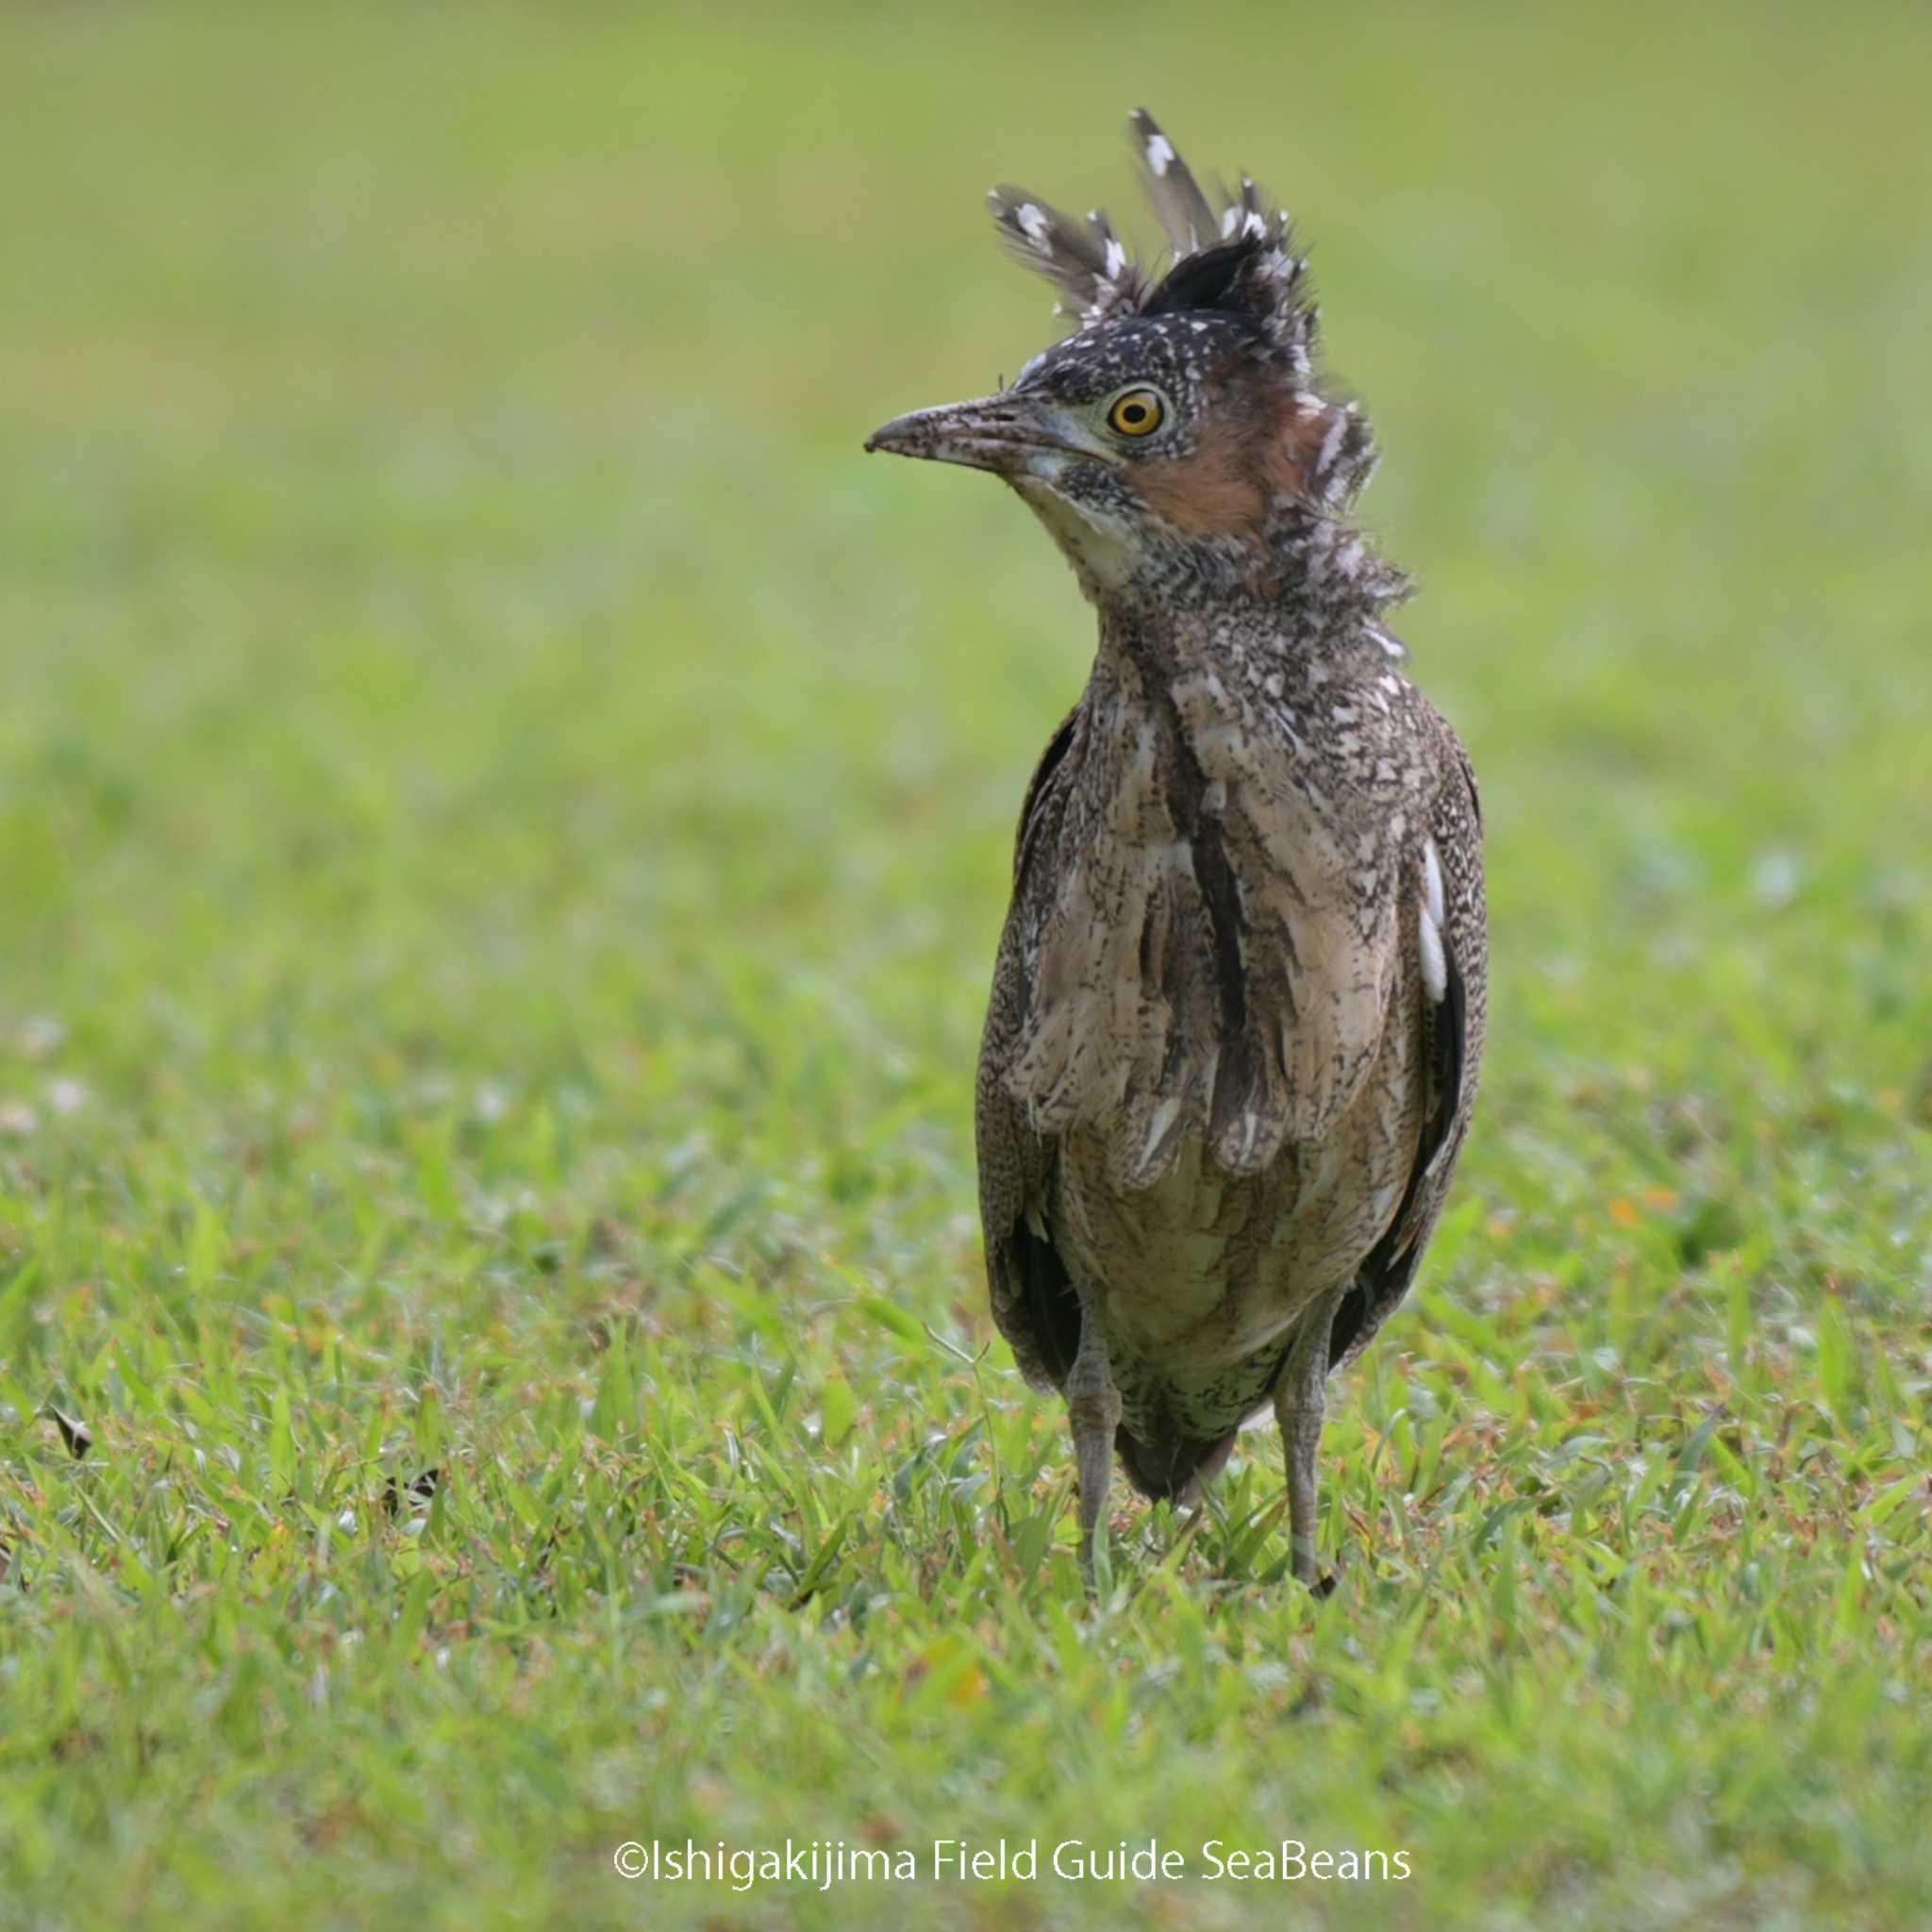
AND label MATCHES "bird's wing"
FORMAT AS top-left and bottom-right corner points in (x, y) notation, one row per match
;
(976, 711), (1084, 1391)
(1005, 672), (1406, 1187)
(1328, 736), (1488, 1371)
